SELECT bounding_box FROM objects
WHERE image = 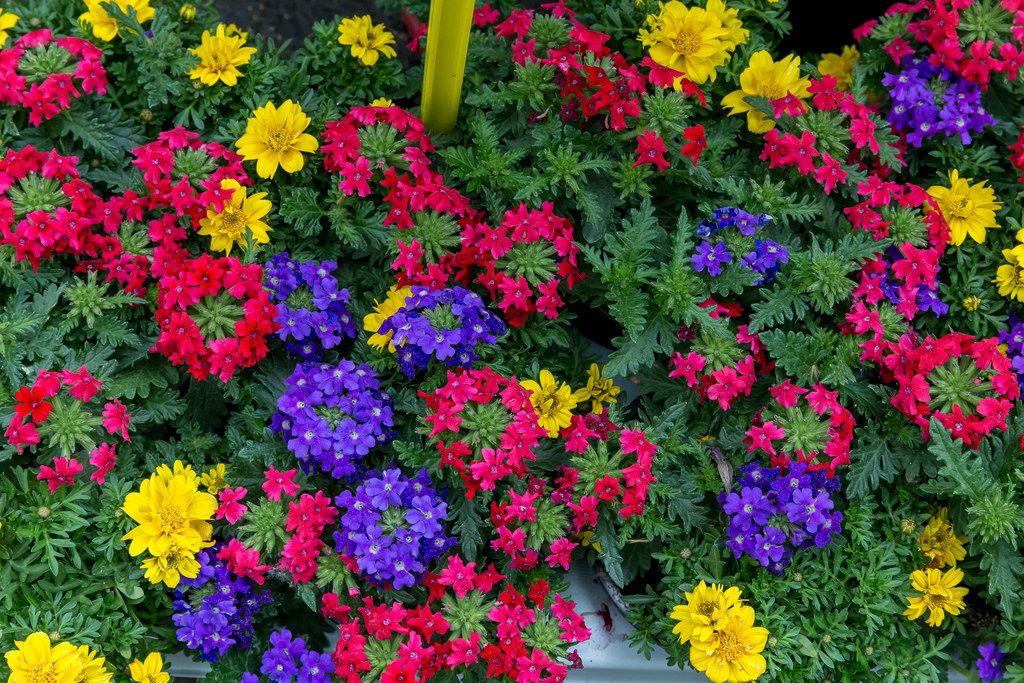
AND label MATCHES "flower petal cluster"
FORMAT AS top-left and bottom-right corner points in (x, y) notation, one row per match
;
(4, 632), (113, 683)
(927, 169), (1002, 246)
(236, 100), (319, 179)
(722, 51), (811, 133)
(79, 0), (154, 41)
(189, 23), (256, 87)
(917, 507), (967, 569)
(337, 15), (397, 66)
(693, 207), (787, 285)
(638, 0), (748, 84)
(976, 642), (1005, 682)
(197, 179), (271, 255)
(904, 567), (969, 627)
